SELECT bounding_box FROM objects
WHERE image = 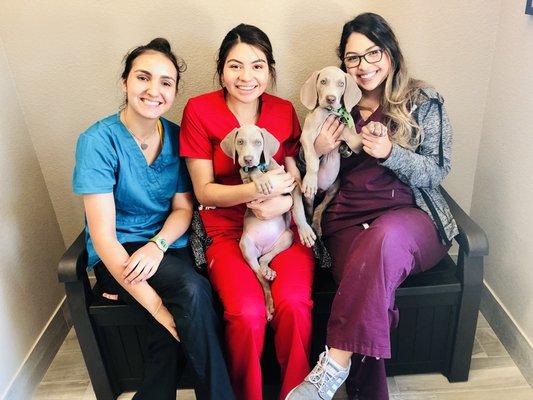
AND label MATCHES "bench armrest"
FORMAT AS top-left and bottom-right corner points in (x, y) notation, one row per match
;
(442, 188), (489, 258)
(58, 231), (87, 283)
